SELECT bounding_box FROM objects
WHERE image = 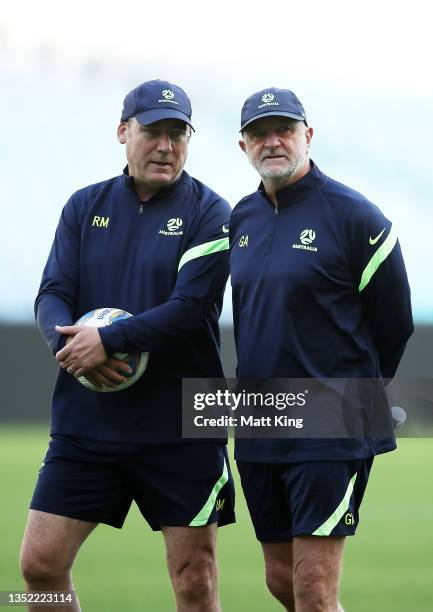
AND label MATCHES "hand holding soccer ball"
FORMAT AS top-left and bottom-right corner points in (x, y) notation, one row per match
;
(56, 308), (148, 392)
